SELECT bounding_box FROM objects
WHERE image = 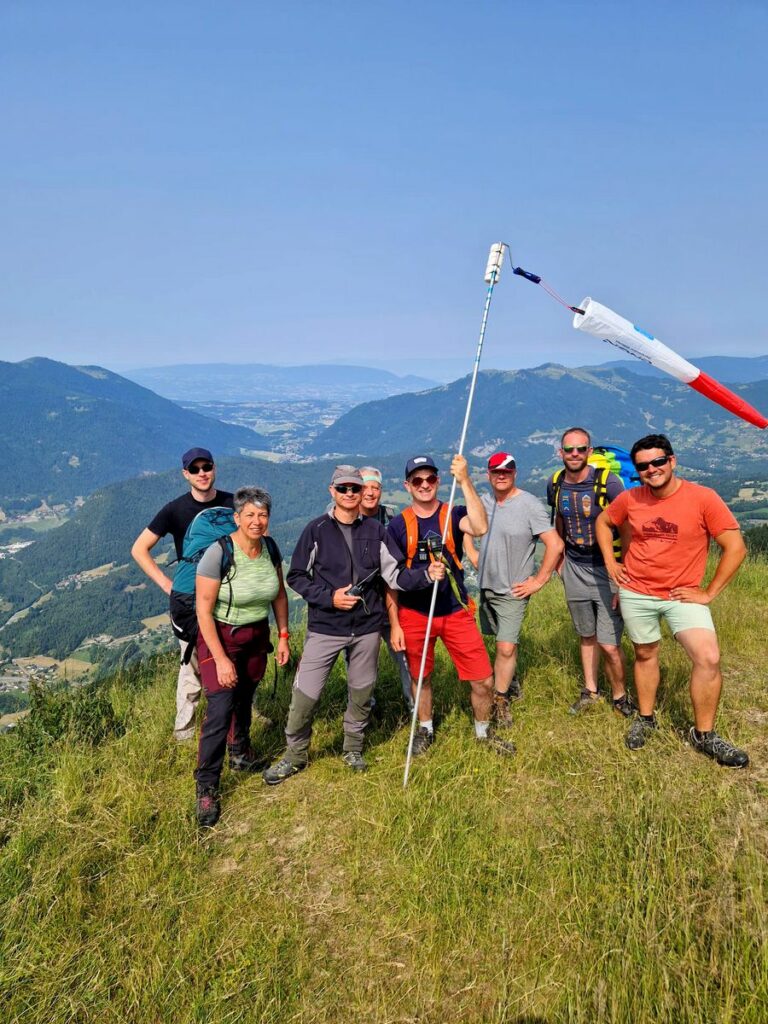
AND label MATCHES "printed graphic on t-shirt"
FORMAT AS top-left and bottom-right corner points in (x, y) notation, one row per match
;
(643, 517), (679, 541)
